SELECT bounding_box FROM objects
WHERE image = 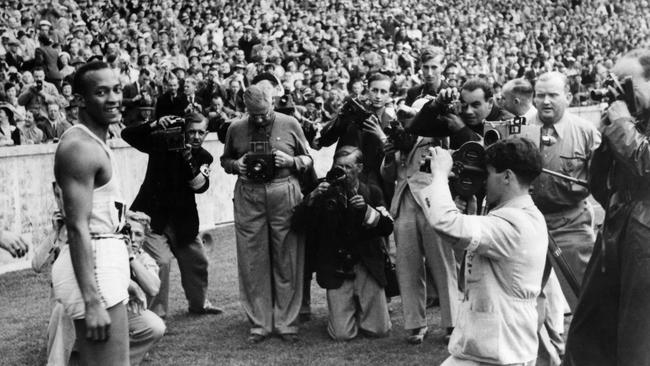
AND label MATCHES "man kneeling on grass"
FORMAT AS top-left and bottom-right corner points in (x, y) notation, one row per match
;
(292, 146), (393, 340)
